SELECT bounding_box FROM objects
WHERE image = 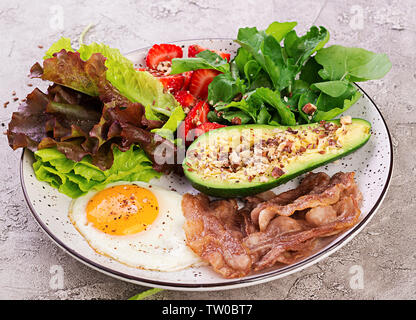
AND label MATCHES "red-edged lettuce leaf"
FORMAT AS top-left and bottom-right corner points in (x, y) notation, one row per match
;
(31, 50), (107, 96)
(120, 123), (181, 174)
(8, 50), (178, 172)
